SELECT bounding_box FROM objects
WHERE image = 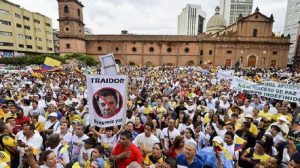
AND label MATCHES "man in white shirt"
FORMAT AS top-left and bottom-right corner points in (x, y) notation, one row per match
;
(44, 113), (60, 138)
(17, 124), (43, 150)
(160, 119), (180, 151)
(223, 132), (239, 165)
(133, 123), (159, 156)
(70, 124), (89, 162)
(46, 134), (70, 164)
(241, 99), (253, 116)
